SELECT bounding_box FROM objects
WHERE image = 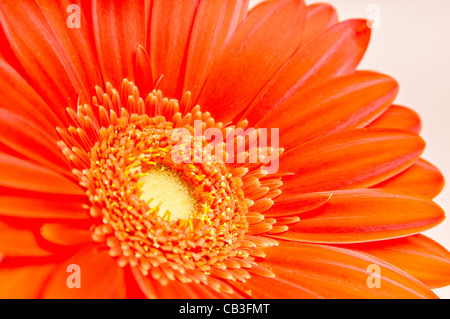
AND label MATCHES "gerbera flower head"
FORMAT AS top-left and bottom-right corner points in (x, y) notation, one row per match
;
(0, 0), (449, 299)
